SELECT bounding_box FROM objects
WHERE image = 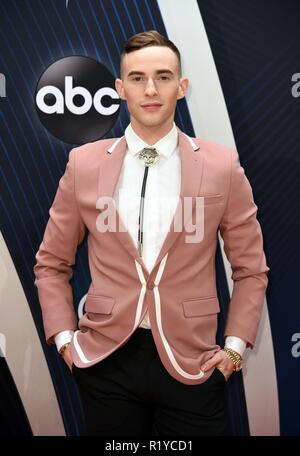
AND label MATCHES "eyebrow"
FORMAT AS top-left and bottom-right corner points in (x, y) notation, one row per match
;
(127, 69), (174, 77)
